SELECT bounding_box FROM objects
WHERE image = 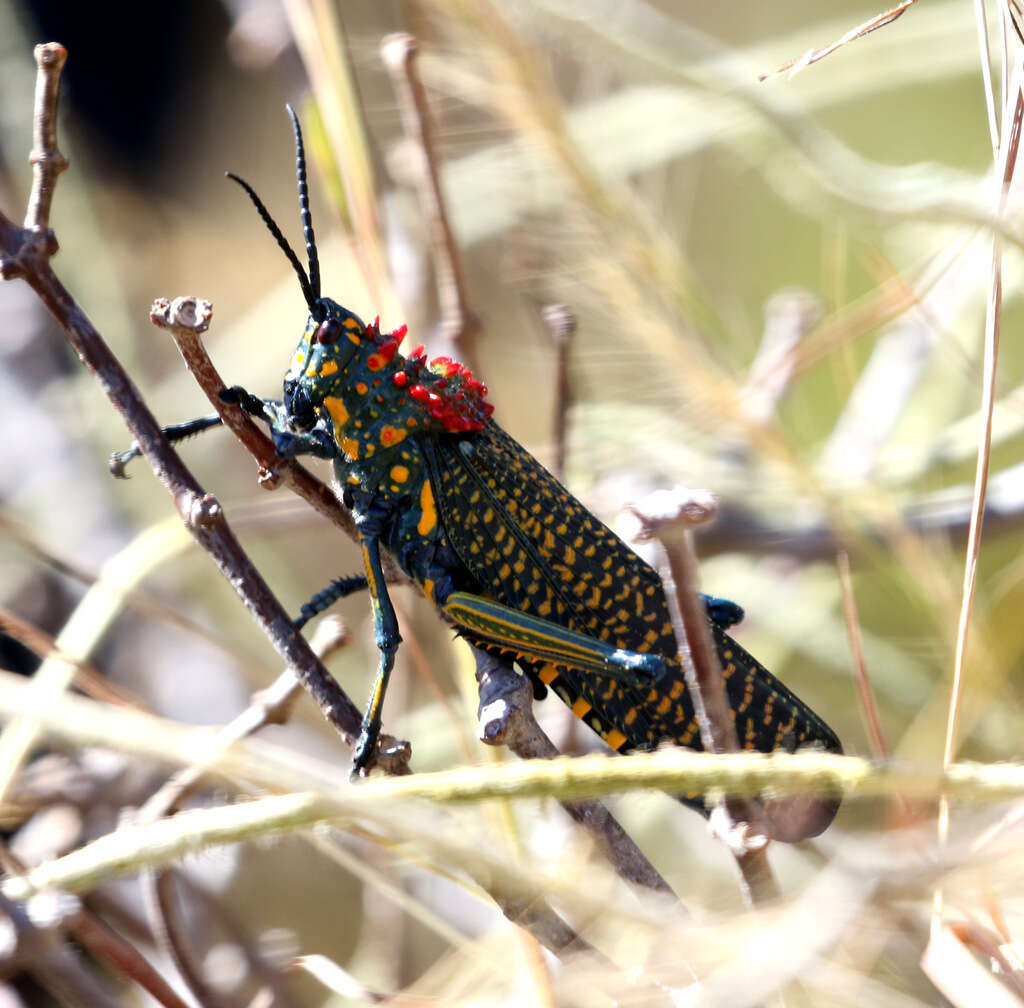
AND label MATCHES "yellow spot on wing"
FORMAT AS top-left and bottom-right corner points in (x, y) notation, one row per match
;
(417, 481), (437, 535)
(605, 729), (627, 750)
(319, 360), (339, 377)
(538, 664), (558, 684)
